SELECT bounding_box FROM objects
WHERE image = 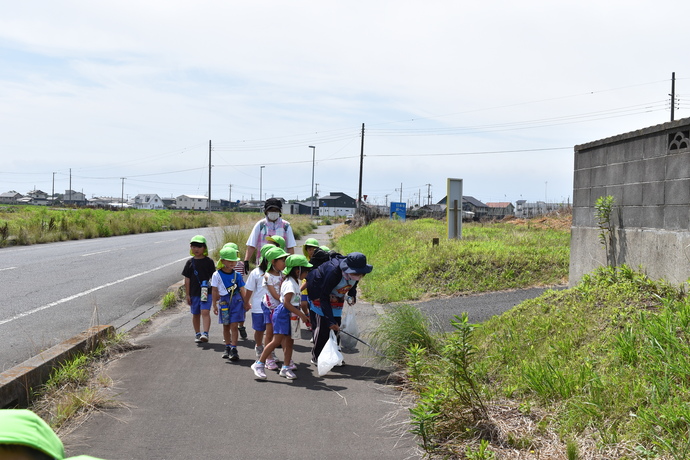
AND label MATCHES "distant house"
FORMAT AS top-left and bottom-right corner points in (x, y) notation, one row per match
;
(162, 197), (176, 209)
(0, 191), (23, 204)
(486, 202), (515, 219)
(438, 195), (489, 220)
(318, 192), (356, 217)
(133, 194), (164, 210)
(88, 196), (126, 208)
(26, 190), (49, 206)
(63, 190), (87, 206)
(176, 194), (209, 210)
